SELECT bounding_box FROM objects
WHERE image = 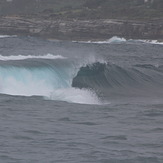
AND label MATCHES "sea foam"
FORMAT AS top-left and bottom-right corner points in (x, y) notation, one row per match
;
(0, 54), (65, 61)
(75, 36), (163, 45)
(0, 35), (17, 38)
